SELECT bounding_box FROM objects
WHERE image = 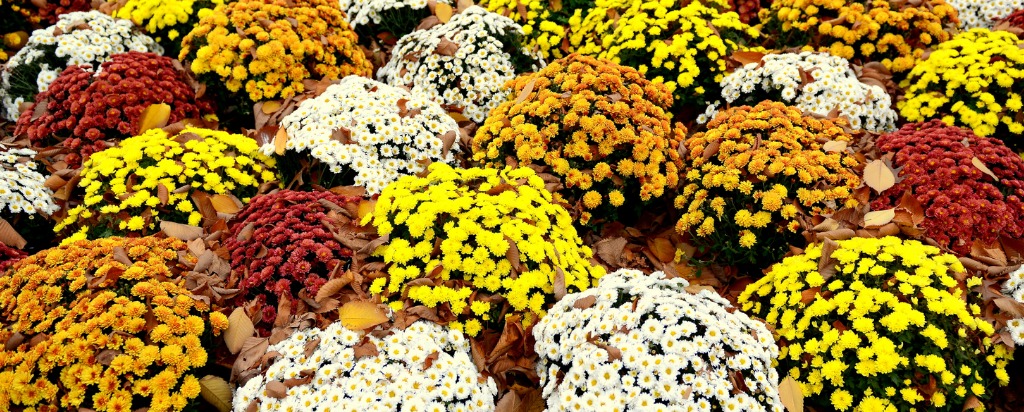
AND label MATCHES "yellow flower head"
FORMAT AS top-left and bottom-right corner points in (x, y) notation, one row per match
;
(0, 237), (226, 411)
(56, 127), (279, 239)
(900, 29), (1024, 140)
(472, 54), (684, 225)
(179, 0), (372, 102)
(739, 236), (1009, 411)
(758, 0), (958, 75)
(365, 163), (605, 335)
(675, 100), (861, 265)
